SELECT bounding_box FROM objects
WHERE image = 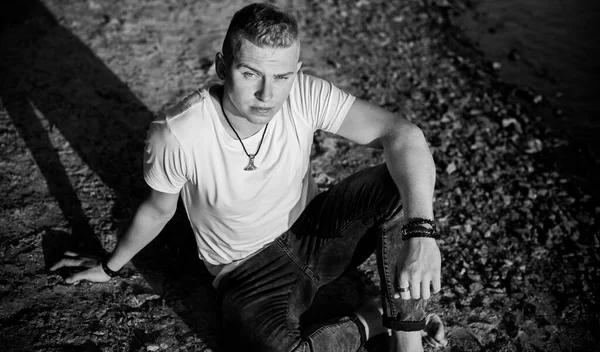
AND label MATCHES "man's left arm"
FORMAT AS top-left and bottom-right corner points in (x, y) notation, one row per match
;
(336, 97), (441, 301)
